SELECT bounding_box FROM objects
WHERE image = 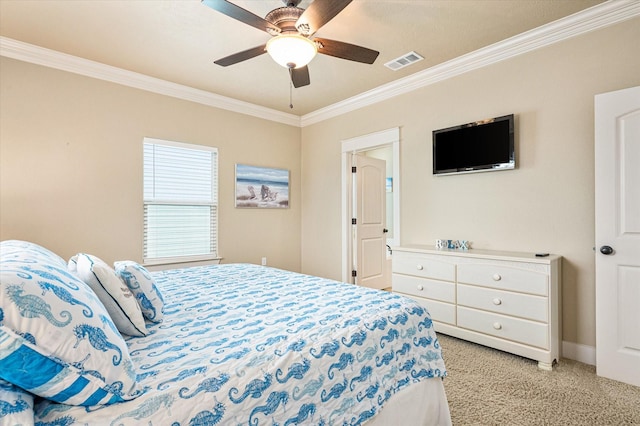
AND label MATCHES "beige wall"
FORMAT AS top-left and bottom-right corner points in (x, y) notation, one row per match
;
(0, 58), (302, 271)
(301, 18), (640, 348)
